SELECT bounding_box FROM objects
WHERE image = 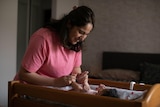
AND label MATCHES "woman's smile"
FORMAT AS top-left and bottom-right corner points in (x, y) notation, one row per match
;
(69, 23), (93, 45)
